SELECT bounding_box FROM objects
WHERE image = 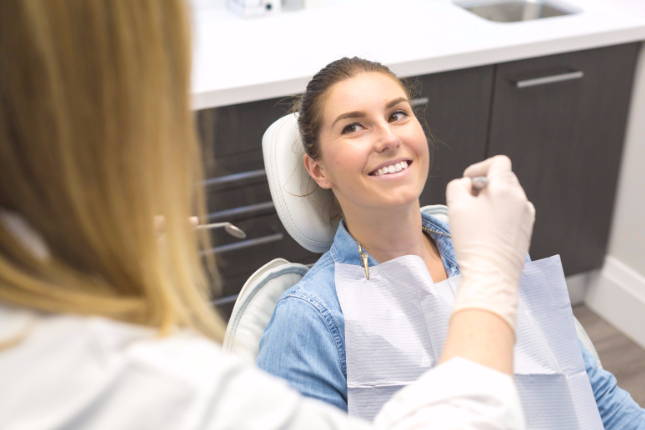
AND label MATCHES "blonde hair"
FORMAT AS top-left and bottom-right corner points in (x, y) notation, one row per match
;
(0, 0), (226, 340)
